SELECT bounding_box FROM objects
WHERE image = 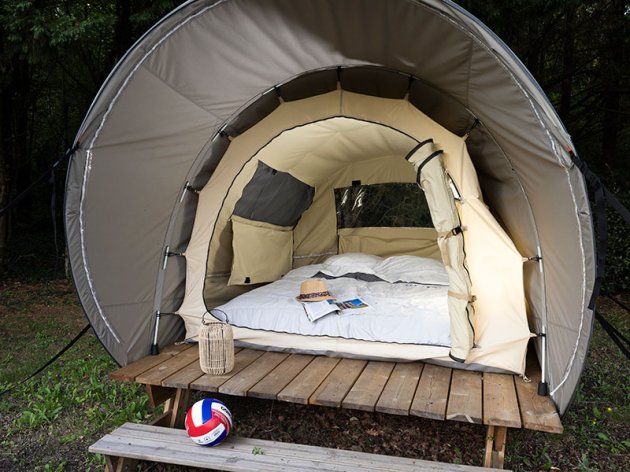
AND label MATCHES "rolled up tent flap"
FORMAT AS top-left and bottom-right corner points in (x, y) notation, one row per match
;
(406, 142), (474, 362)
